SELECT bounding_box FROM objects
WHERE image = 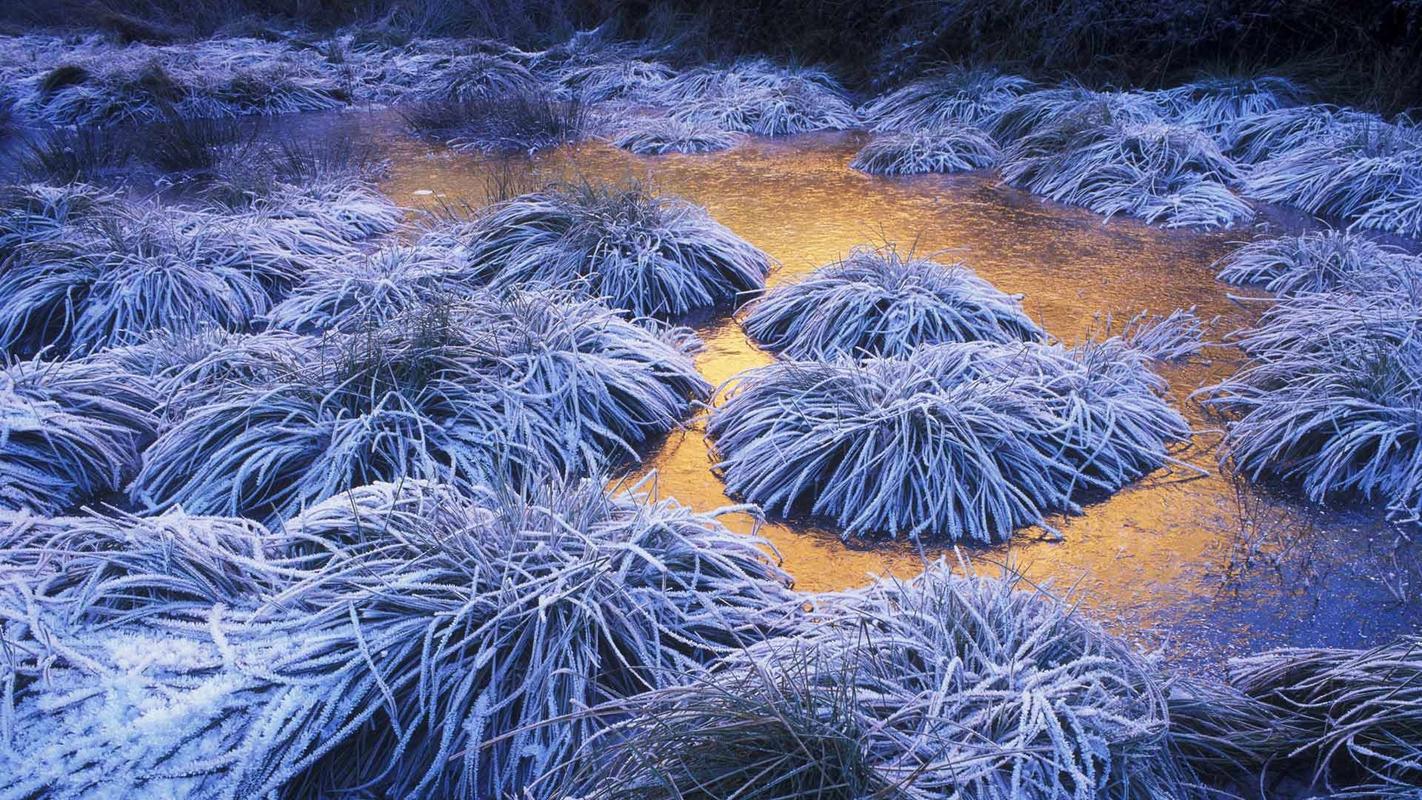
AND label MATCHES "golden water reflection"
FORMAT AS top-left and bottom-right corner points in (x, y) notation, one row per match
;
(363, 118), (1420, 668)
